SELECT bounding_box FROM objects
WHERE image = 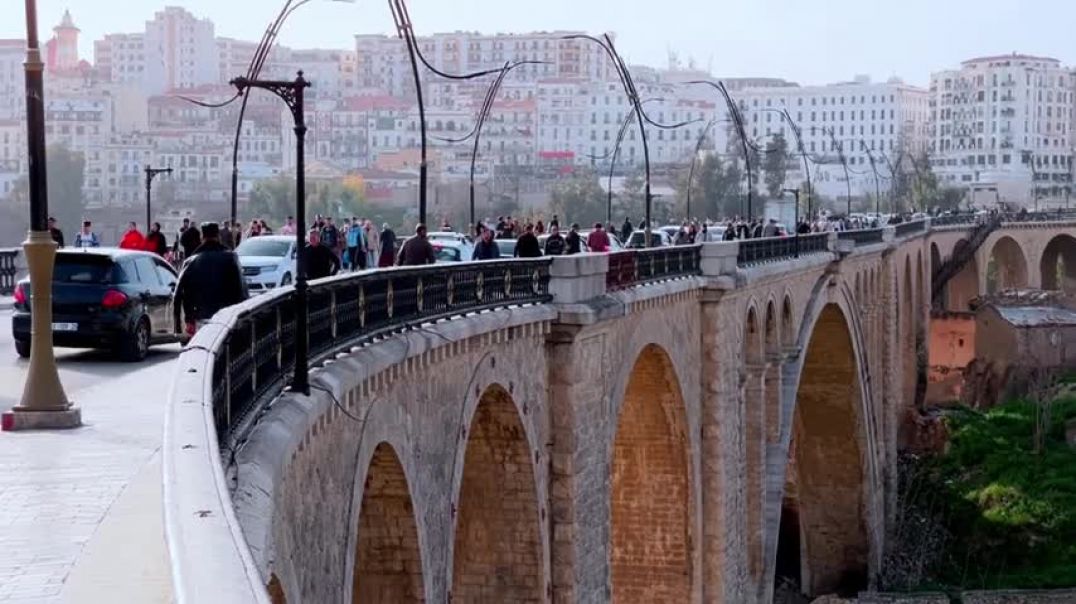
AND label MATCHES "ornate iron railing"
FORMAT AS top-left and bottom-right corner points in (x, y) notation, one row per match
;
(838, 228), (885, 246)
(606, 245), (701, 291)
(894, 219), (927, 237)
(737, 234), (829, 267)
(1001, 209), (1076, 224)
(0, 249), (17, 296)
(213, 259), (553, 445)
(931, 214), (979, 227)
